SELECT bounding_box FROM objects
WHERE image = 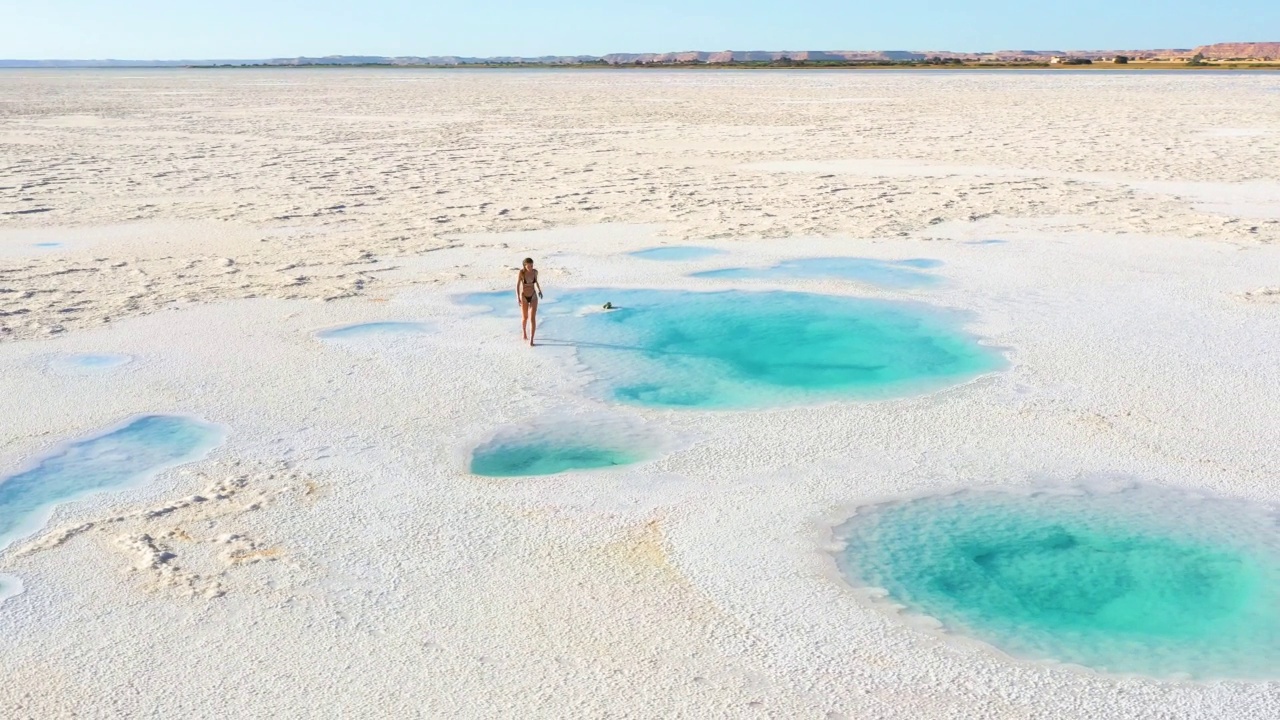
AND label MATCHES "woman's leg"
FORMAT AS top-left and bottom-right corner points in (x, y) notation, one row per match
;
(528, 301), (538, 346)
(520, 298), (530, 340)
